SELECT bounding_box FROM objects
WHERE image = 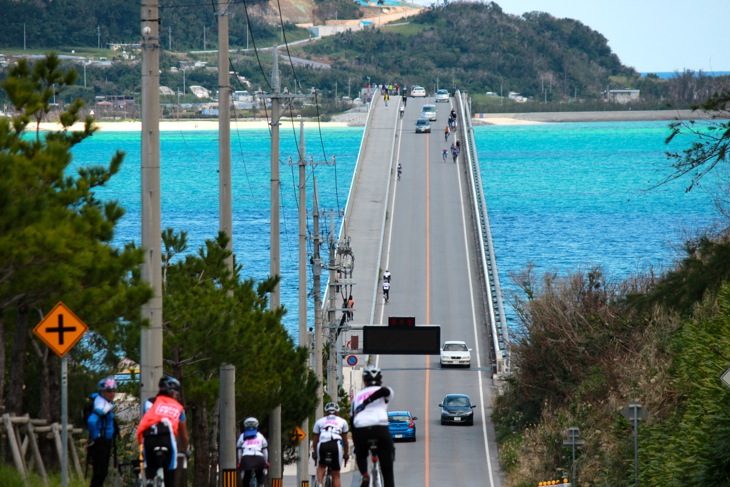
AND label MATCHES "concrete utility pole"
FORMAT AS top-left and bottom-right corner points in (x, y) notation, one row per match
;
(220, 365), (236, 487)
(217, 1), (236, 484)
(288, 121), (335, 487)
(260, 48), (311, 487)
(269, 47), (283, 487)
(311, 180), (323, 417)
(324, 210), (351, 399)
(217, 0), (232, 266)
(140, 0), (163, 410)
